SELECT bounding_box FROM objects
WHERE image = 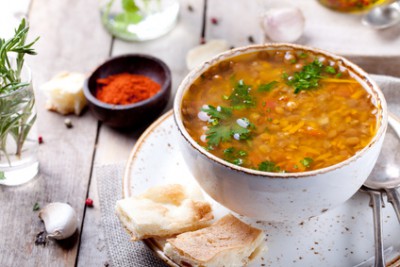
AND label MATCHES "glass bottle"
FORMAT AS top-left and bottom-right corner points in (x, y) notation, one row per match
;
(100, 0), (180, 41)
(0, 63), (39, 186)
